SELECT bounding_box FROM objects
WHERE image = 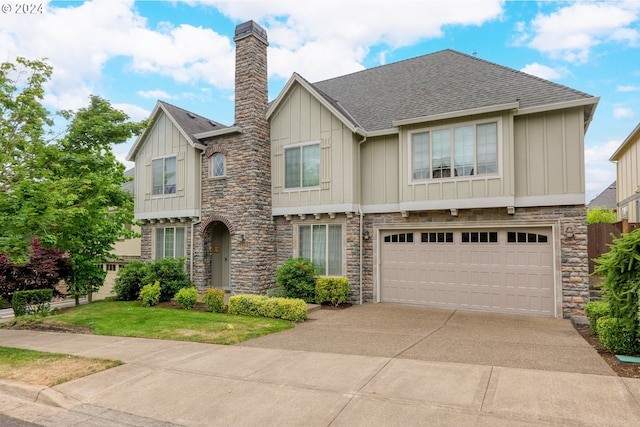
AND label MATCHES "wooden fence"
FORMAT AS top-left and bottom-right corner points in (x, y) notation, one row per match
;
(588, 220), (640, 273)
